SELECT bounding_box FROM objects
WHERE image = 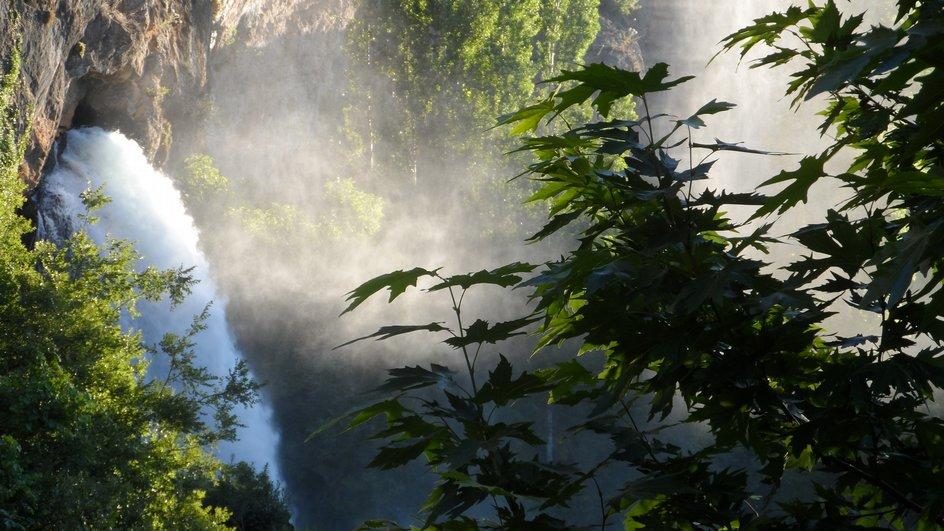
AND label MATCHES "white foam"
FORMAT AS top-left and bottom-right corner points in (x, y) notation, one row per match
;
(37, 127), (282, 482)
